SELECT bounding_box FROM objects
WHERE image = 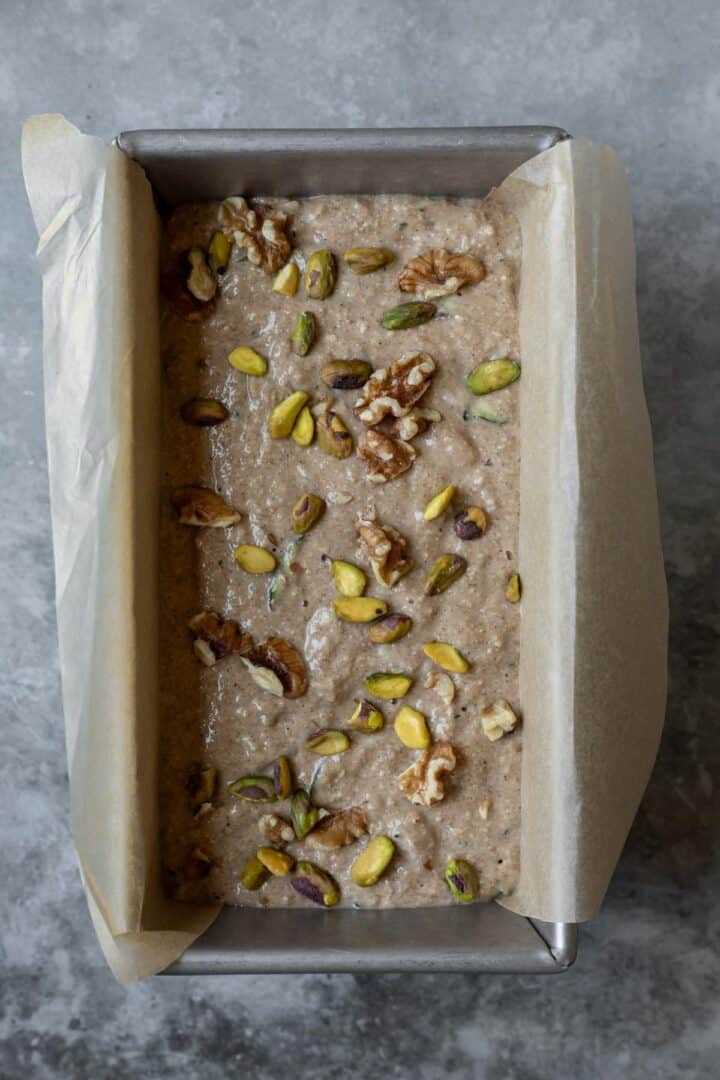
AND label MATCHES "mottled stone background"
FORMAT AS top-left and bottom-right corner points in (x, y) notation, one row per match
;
(2, 1), (718, 1077)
